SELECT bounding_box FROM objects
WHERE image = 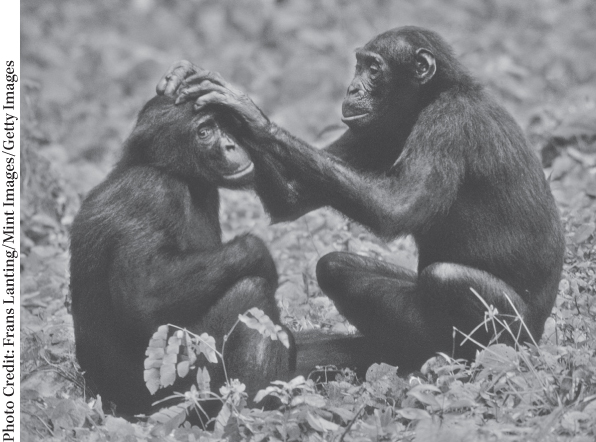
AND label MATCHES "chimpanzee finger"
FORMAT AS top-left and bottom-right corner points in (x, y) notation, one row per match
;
(174, 84), (203, 105)
(156, 63), (192, 96)
(182, 70), (232, 89)
(193, 91), (230, 112)
(156, 61), (204, 96)
(175, 80), (228, 105)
